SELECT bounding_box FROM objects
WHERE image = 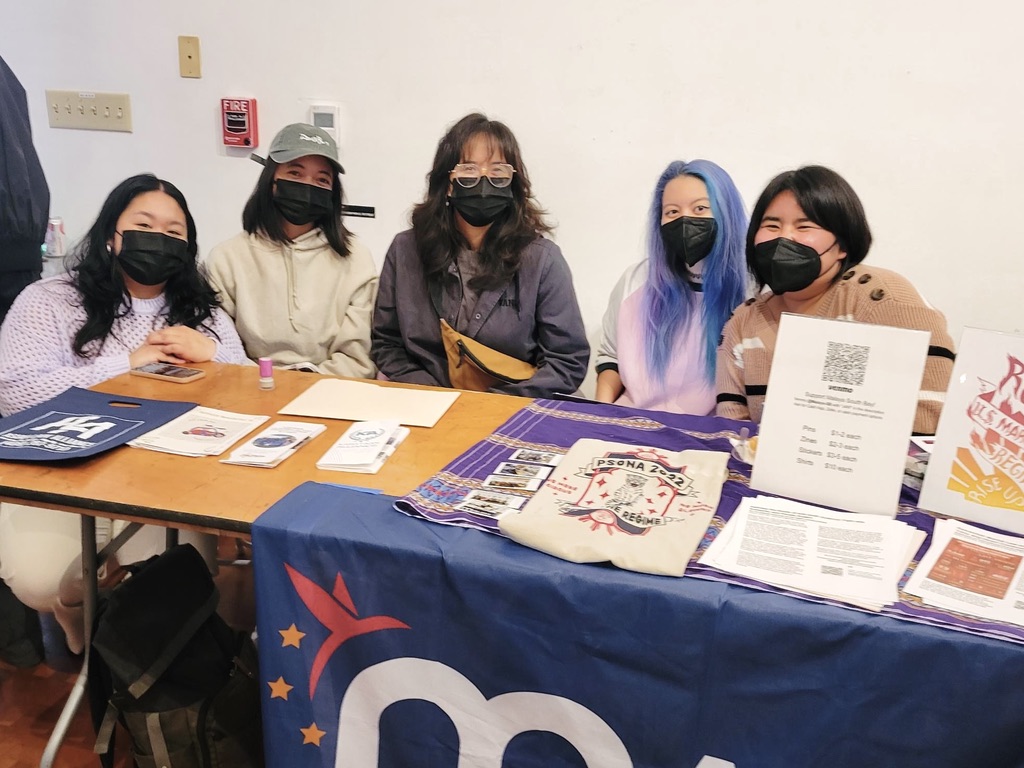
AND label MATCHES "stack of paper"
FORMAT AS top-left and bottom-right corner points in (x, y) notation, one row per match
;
(316, 420), (410, 474)
(905, 519), (1024, 628)
(698, 496), (924, 610)
(128, 406), (269, 457)
(220, 421), (326, 468)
